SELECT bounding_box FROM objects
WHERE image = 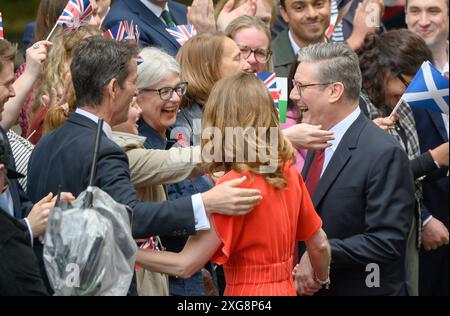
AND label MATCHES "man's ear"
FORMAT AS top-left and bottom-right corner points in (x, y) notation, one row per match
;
(107, 78), (119, 101)
(328, 82), (345, 104)
(280, 4), (289, 24)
